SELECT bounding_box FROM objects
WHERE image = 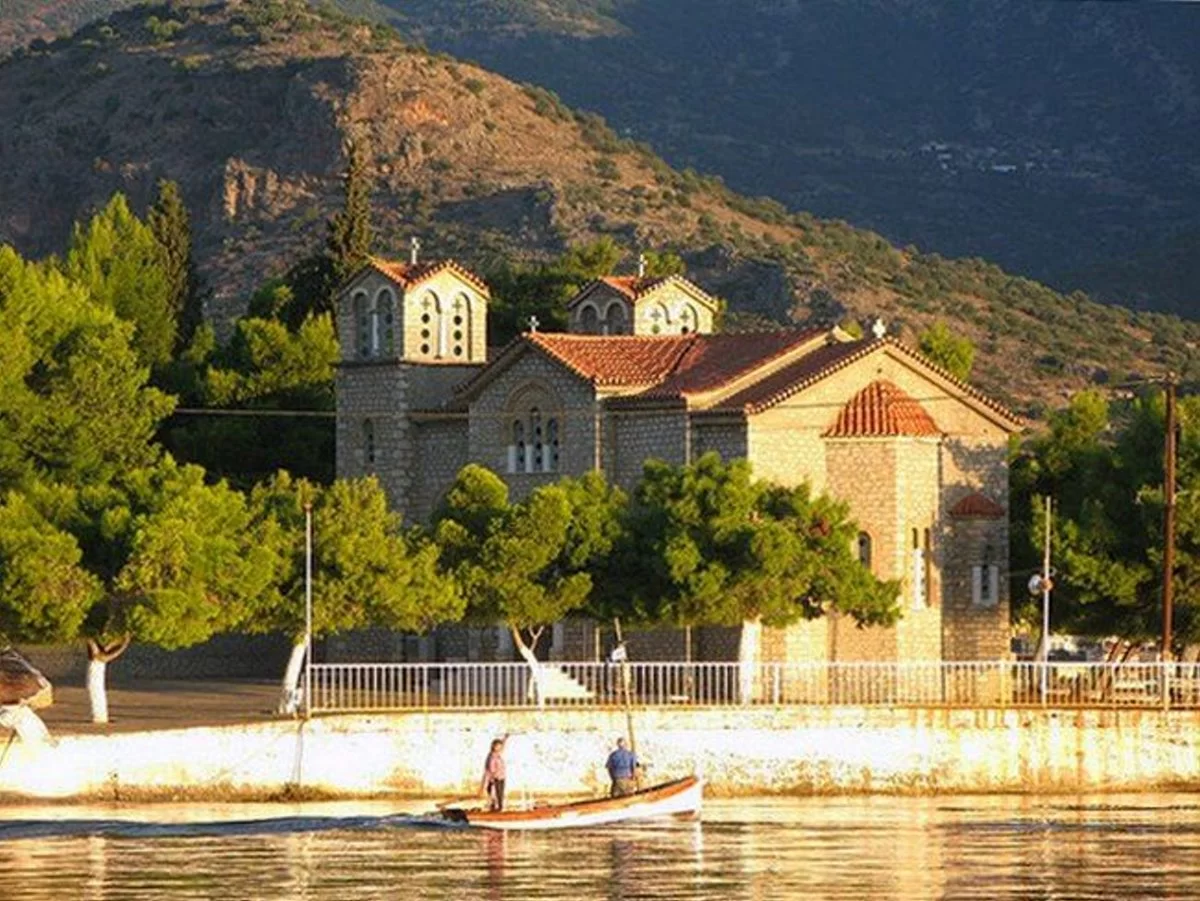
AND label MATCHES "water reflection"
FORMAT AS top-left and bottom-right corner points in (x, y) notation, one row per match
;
(3, 797), (1200, 899)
